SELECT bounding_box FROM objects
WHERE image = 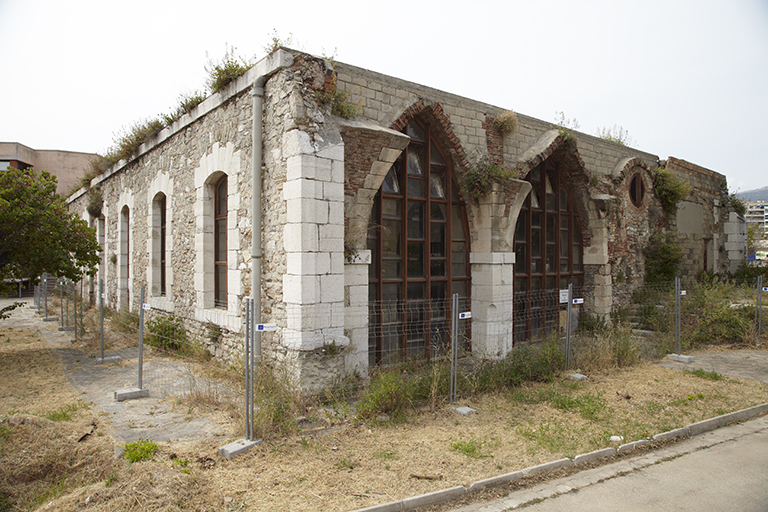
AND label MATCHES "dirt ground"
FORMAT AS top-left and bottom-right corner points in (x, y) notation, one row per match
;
(2, 303), (768, 511)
